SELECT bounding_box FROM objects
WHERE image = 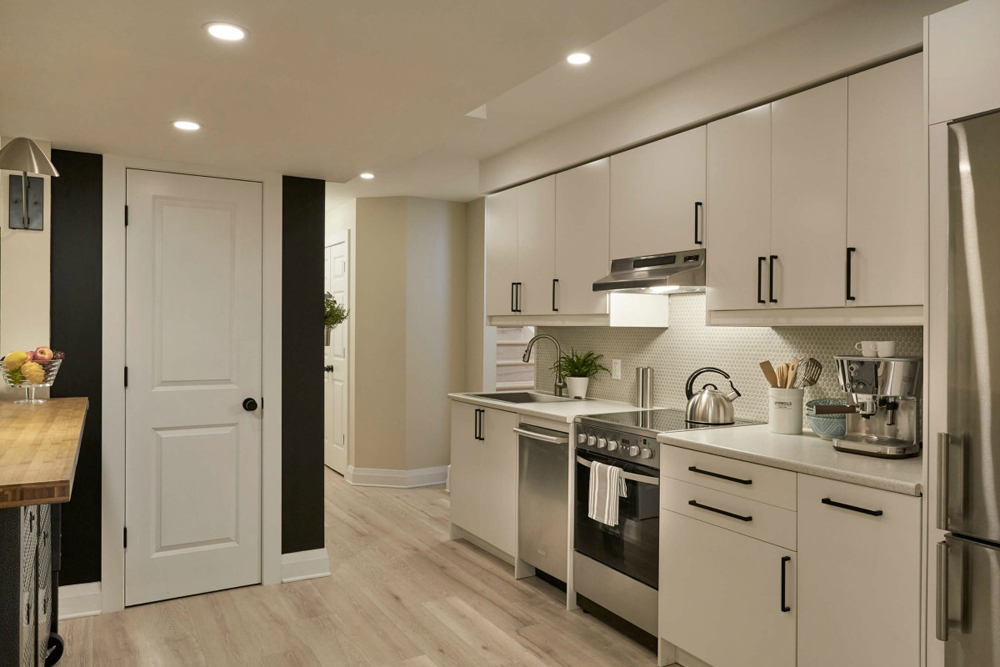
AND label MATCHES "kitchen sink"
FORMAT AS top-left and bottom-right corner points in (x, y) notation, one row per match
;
(472, 391), (573, 404)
